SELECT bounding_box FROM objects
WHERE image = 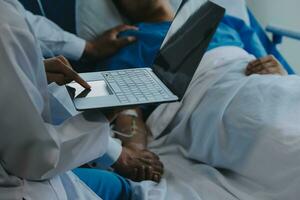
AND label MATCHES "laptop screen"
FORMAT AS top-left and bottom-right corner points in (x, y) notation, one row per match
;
(152, 1), (225, 99)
